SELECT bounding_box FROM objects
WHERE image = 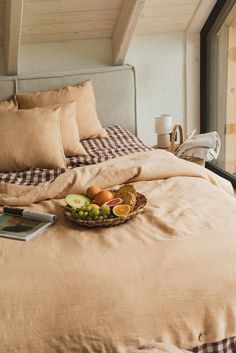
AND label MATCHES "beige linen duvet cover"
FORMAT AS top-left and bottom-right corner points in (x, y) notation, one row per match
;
(0, 150), (235, 353)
